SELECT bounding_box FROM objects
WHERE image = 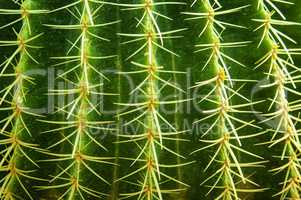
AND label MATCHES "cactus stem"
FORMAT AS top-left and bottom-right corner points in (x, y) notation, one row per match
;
(186, 1), (264, 199)
(254, 1), (301, 199)
(39, 1), (117, 198)
(115, 0), (189, 199)
(0, 0), (47, 199)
